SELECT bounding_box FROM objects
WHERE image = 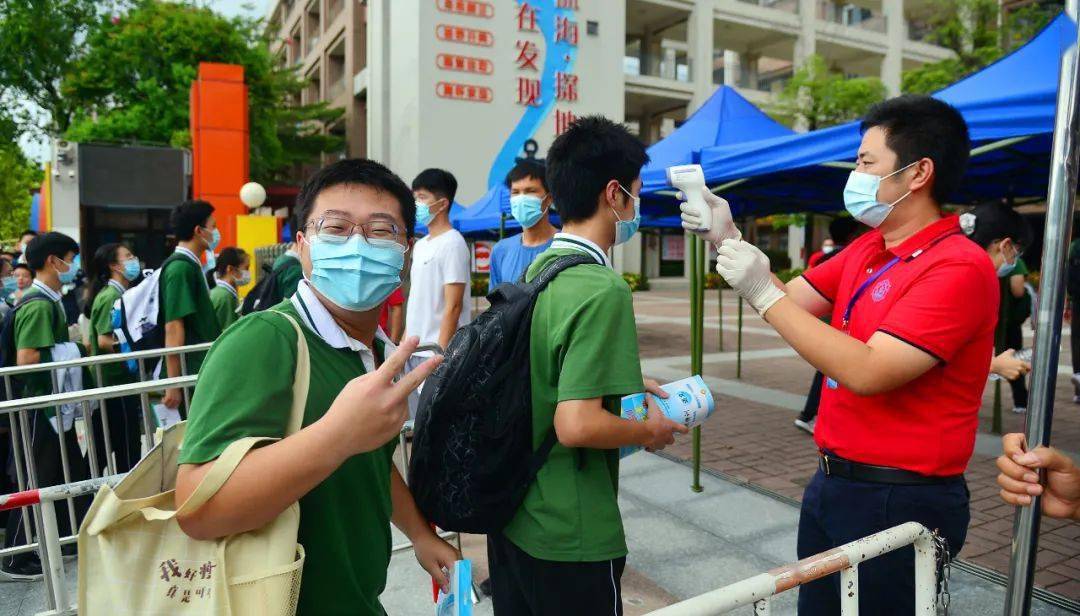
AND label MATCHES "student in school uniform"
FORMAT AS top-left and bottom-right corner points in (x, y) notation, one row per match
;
(86, 242), (145, 473)
(160, 200), (223, 411)
(209, 247), (250, 331)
